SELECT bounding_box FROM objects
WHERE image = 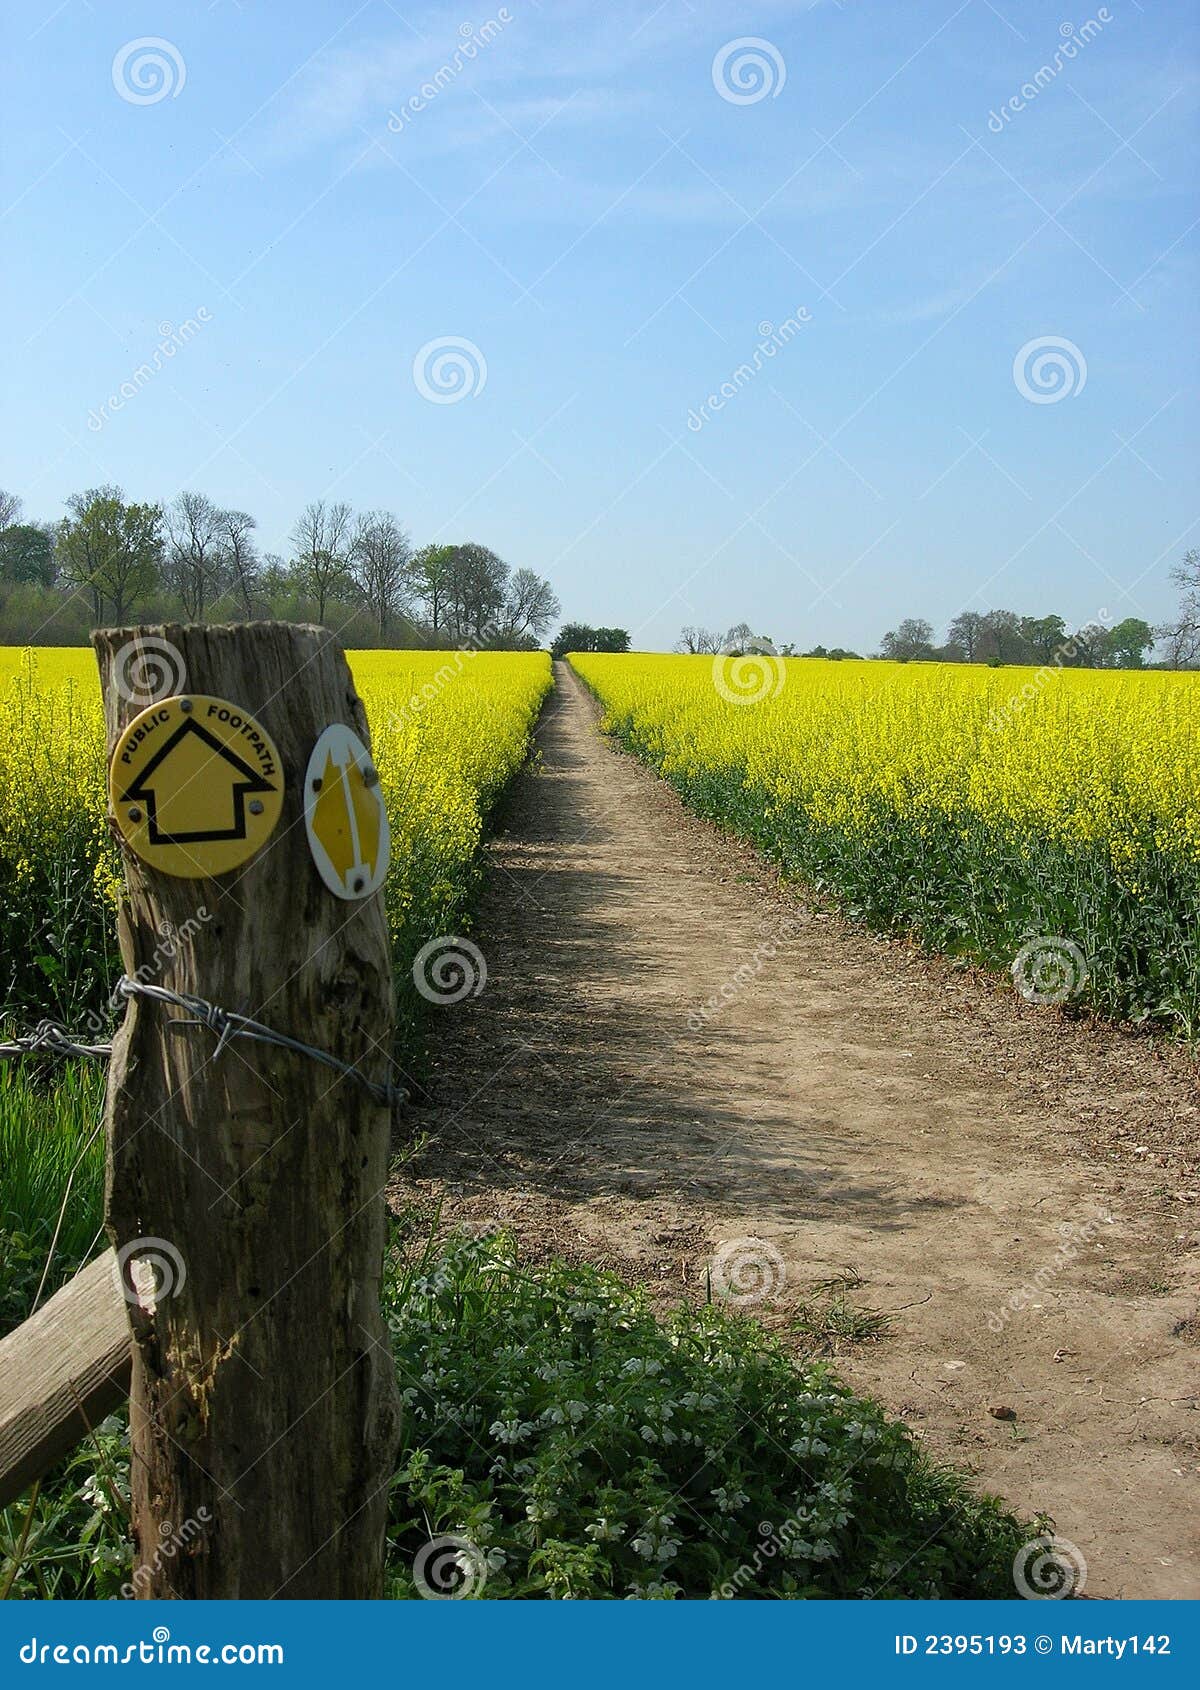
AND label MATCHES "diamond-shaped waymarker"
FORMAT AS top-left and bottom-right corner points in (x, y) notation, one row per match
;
(110, 695), (284, 879)
(303, 724), (390, 901)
